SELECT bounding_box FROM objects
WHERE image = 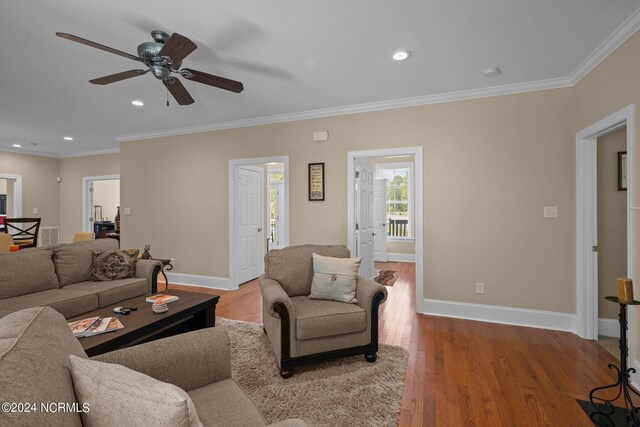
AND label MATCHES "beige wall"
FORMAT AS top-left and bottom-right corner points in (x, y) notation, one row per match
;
(0, 151), (60, 227)
(0, 179), (6, 194)
(121, 86), (576, 312)
(59, 154), (119, 243)
(597, 128), (627, 319)
(92, 179), (120, 222)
